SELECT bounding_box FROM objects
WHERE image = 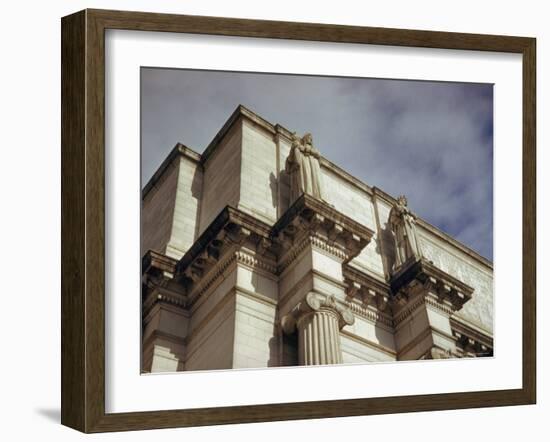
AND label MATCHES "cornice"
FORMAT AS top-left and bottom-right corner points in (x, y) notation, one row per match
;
(187, 248), (277, 308)
(453, 332), (493, 356)
(424, 295), (455, 316)
(142, 250), (178, 276)
(141, 142), (202, 200)
(343, 264), (391, 314)
(174, 205), (273, 284)
(347, 300), (393, 328)
(187, 249), (239, 307)
(201, 104), (281, 167)
(174, 194), (375, 298)
(277, 233), (349, 274)
(391, 258), (474, 312)
(393, 293), (429, 327)
(274, 123), (294, 143)
(392, 291), (455, 329)
(273, 194), (374, 267)
(142, 105), (492, 274)
(234, 250), (277, 274)
(277, 234), (312, 274)
(273, 193), (373, 245)
(143, 212), (481, 344)
(450, 317), (494, 352)
(142, 289), (188, 318)
(177, 205), (273, 272)
(309, 234), (349, 260)
(254, 109), (492, 272)
(142, 250), (187, 317)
